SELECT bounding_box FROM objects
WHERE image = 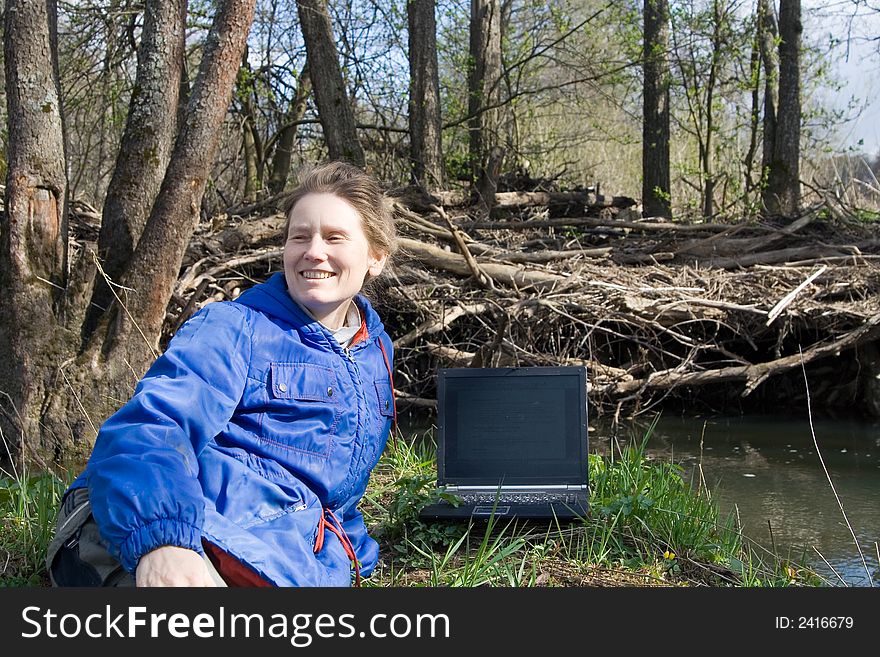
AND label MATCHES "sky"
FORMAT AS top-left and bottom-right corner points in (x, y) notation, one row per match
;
(807, 1), (880, 156)
(832, 43), (880, 155)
